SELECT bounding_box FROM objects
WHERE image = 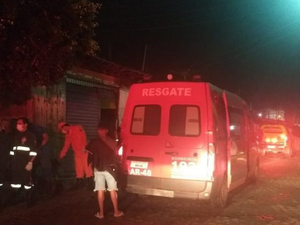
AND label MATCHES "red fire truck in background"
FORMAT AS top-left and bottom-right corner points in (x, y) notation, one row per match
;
(259, 123), (300, 157)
